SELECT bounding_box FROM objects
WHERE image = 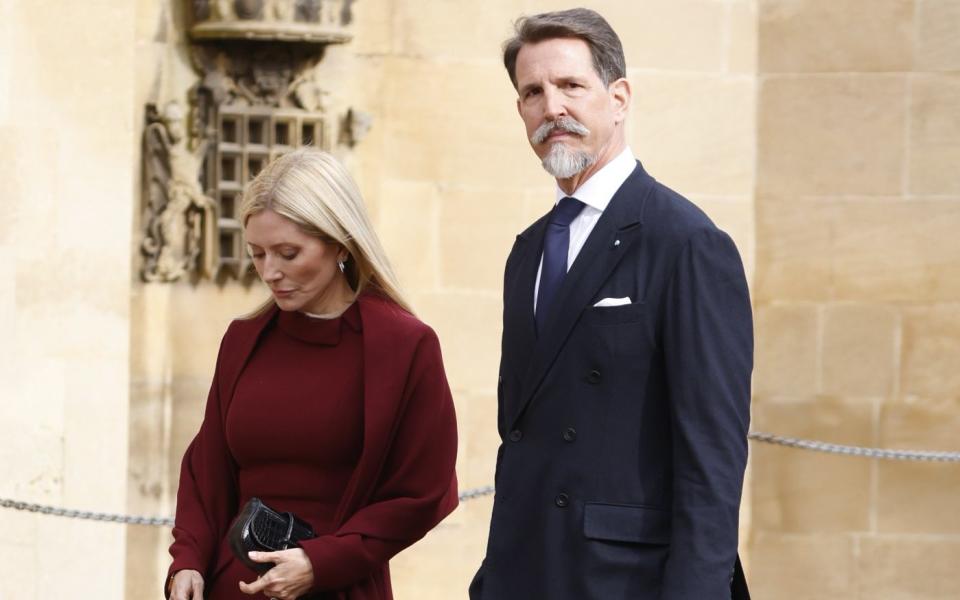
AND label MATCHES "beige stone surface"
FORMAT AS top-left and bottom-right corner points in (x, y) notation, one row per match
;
(376, 180), (441, 291)
(831, 200), (960, 302)
(727, 0), (758, 73)
(916, 0), (960, 71)
(758, 0), (914, 73)
(524, 0), (727, 72)
(877, 399), (960, 534)
(748, 532), (859, 598)
(909, 74), (960, 195)
(755, 200), (835, 302)
(751, 398), (875, 533)
(393, 0), (515, 61)
(821, 304), (899, 397)
(438, 184), (527, 291)
(632, 73), (756, 196)
(391, 496), (494, 599)
(757, 200), (960, 303)
(859, 535), (960, 599)
(380, 57), (540, 189)
(757, 75), (906, 196)
(902, 305), (960, 399)
(753, 304), (820, 396)
(413, 291), (502, 395)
